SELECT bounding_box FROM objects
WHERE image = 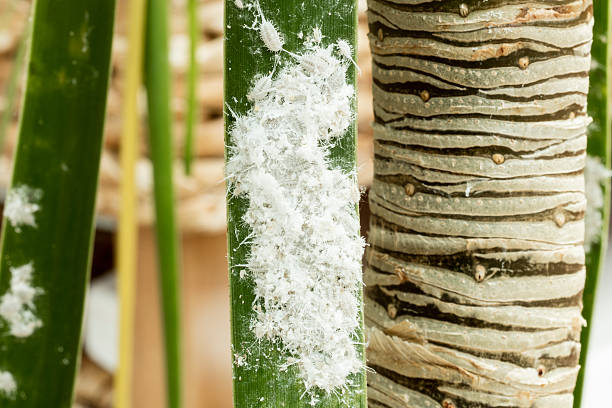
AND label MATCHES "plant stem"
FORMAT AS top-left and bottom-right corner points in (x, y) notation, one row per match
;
(145, 0), (183, 406)
(116, 0), (147, 405)
(0, 0), (115, 405)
